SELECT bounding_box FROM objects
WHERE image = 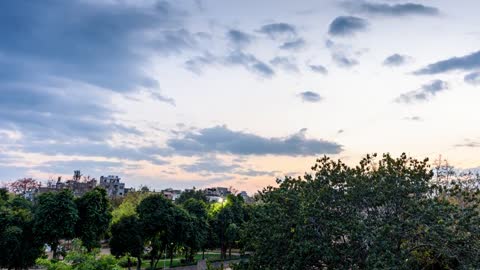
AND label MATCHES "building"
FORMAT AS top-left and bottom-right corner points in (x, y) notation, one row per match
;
(99, 175), (126, 197)
(37, 171), (97, 197)
(161, 188), (183, 201)
(204, 187), (232, 202)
